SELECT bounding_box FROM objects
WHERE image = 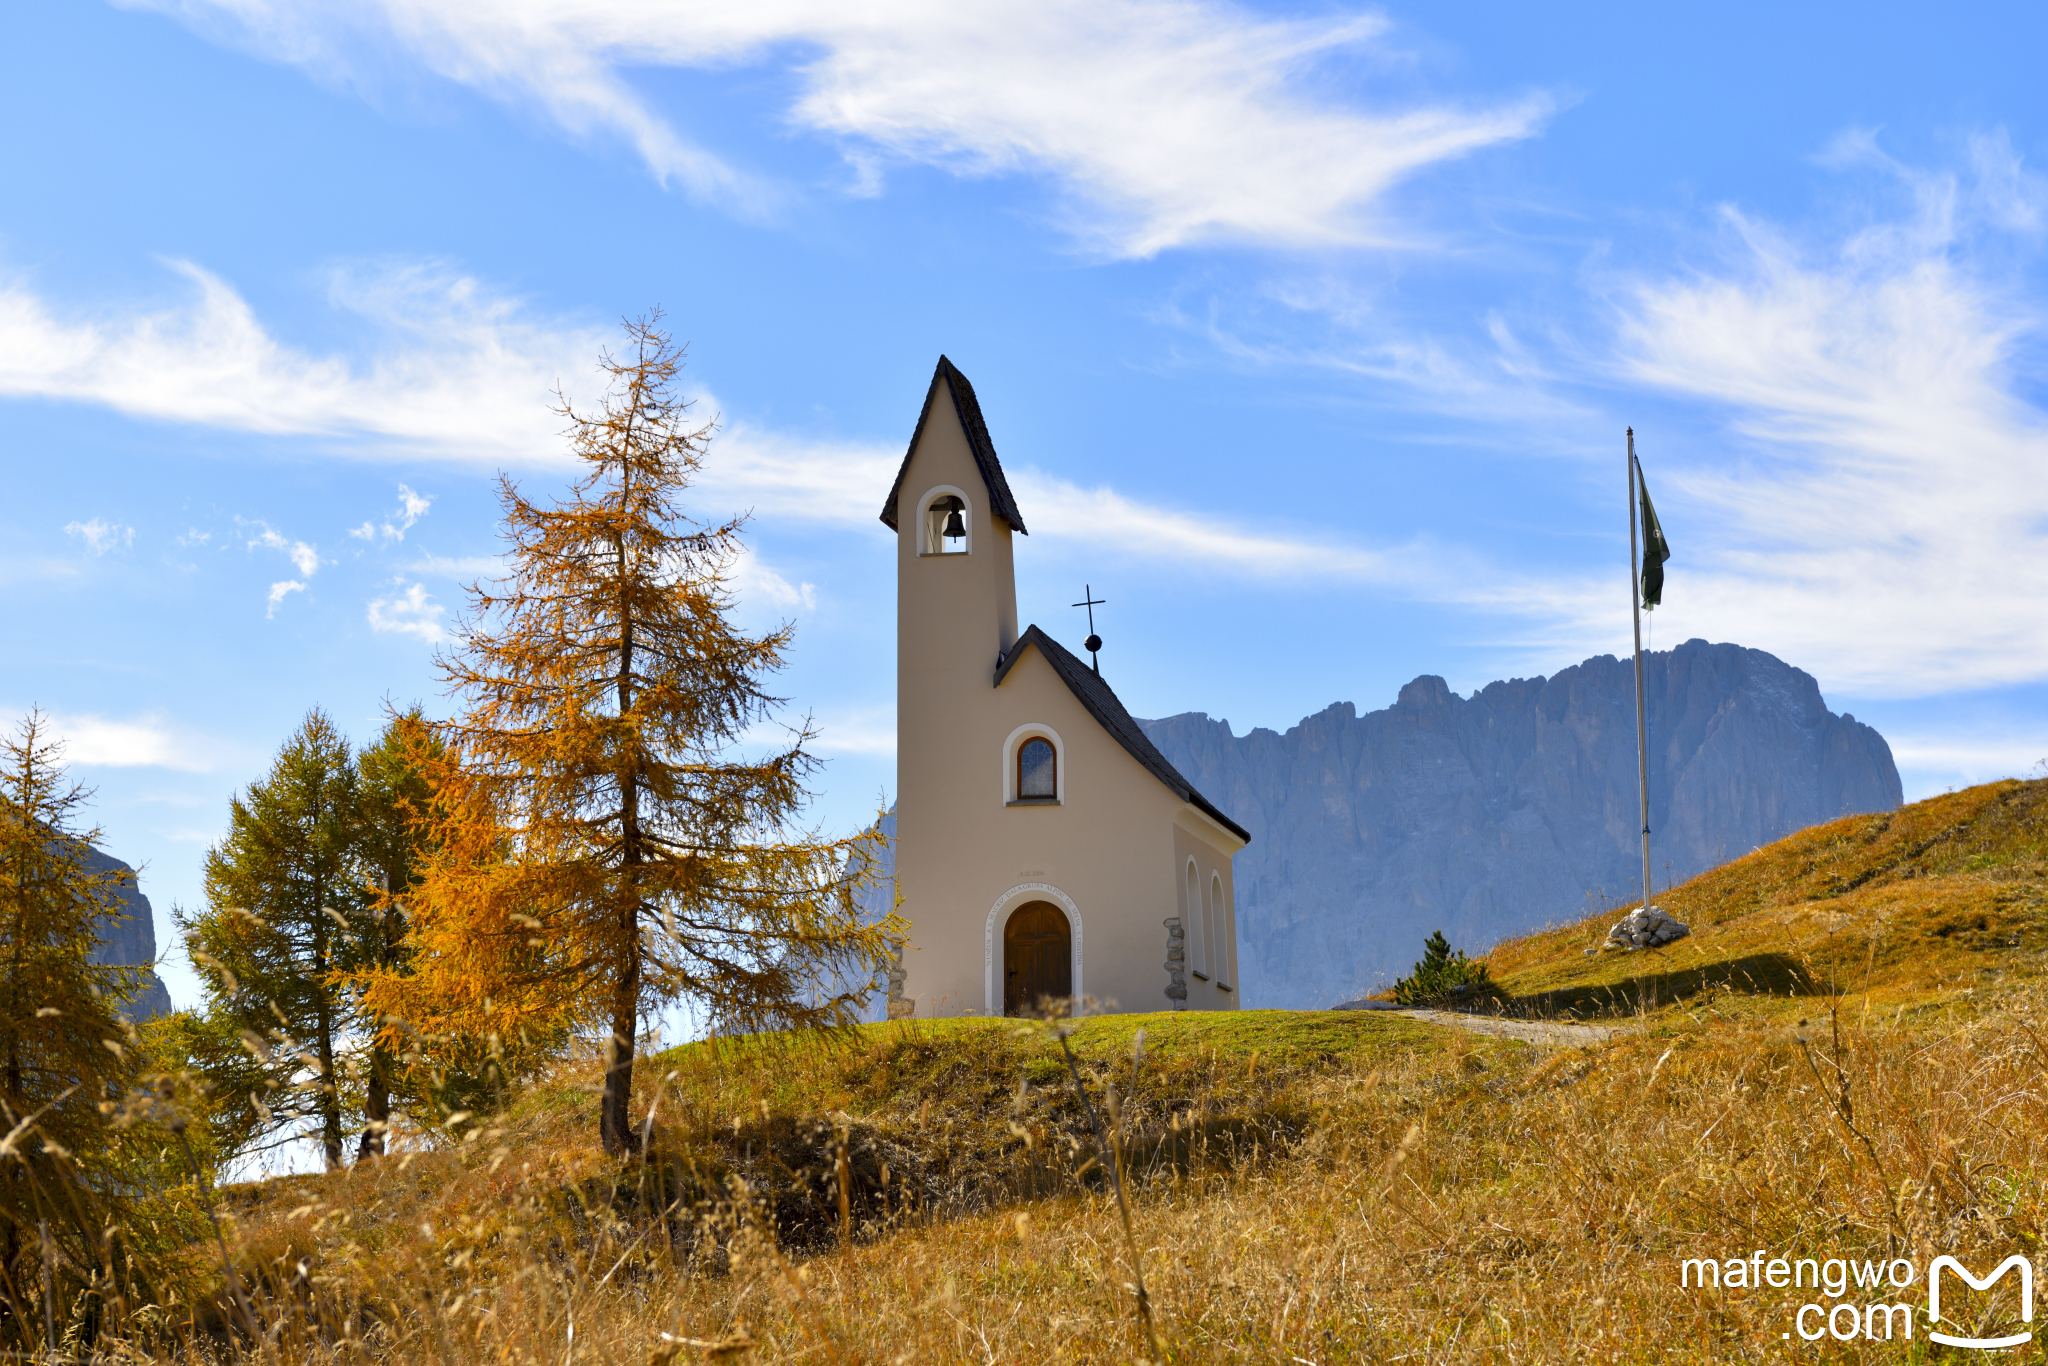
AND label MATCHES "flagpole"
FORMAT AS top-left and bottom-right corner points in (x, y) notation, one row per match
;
(1627, 428), (1653, 914)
